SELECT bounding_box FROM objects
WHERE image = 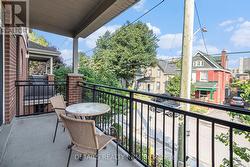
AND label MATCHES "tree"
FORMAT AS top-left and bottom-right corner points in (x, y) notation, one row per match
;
(53, 66), (71, 81)
(29, 31), (49, 46)
(93, 22), (158, 87)
(78, 52), (121, 87)
(166, 75), (181, 97)
(166, 75), (195, 97)
(217, 80), (250, 167)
